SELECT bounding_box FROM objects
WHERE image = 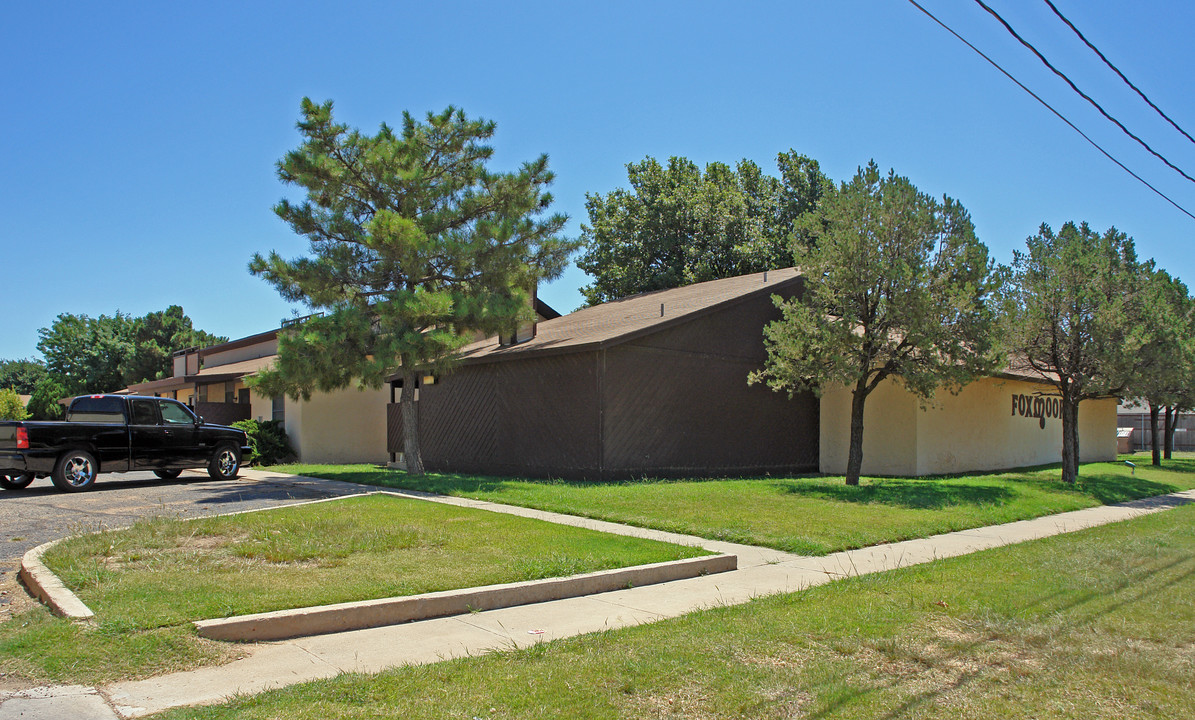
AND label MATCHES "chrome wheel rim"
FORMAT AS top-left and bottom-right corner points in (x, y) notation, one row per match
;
(64, 457), (94, 486)
(217, 450), (237, 476)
